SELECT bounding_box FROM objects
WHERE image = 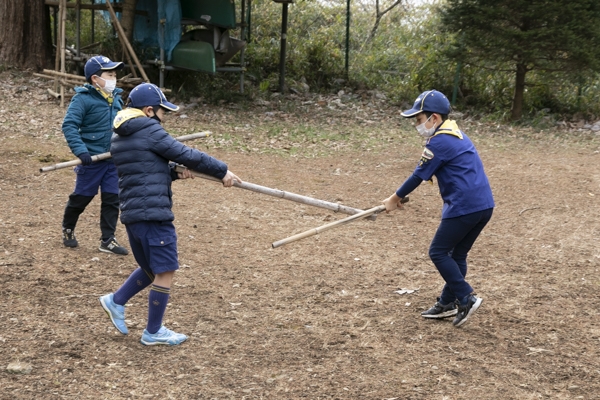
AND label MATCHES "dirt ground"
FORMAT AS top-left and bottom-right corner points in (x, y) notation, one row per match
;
(1, 70), (599, 400)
